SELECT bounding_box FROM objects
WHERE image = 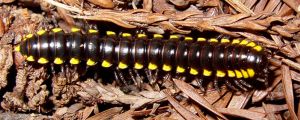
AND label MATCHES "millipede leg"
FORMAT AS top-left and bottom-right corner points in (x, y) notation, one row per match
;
(238, 79), (253, 88)
(134, 69), (143, 88)
(71, 65), (78, 81)
(50, 63), (56, 75)
(136, 29), (145, 34)
(234, 79), (248, 91)
(116, 68), (128, 86)
(225, 79), (238, 91)
(214, 77), (220, 93)
(60, 65), (64, 73)
(114, 71), (121, 85)
(196, 77), (205, 92)
(144, 68), (152, 83)
(65, 64), (71, 82)
(256, 68), (269, 87)
(129, 69), (137, 85)
(146, 69), (158, 85)
(152, 69), (159, 84)
(163, 73), (172, 81)
(92, 67), (100, 80)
